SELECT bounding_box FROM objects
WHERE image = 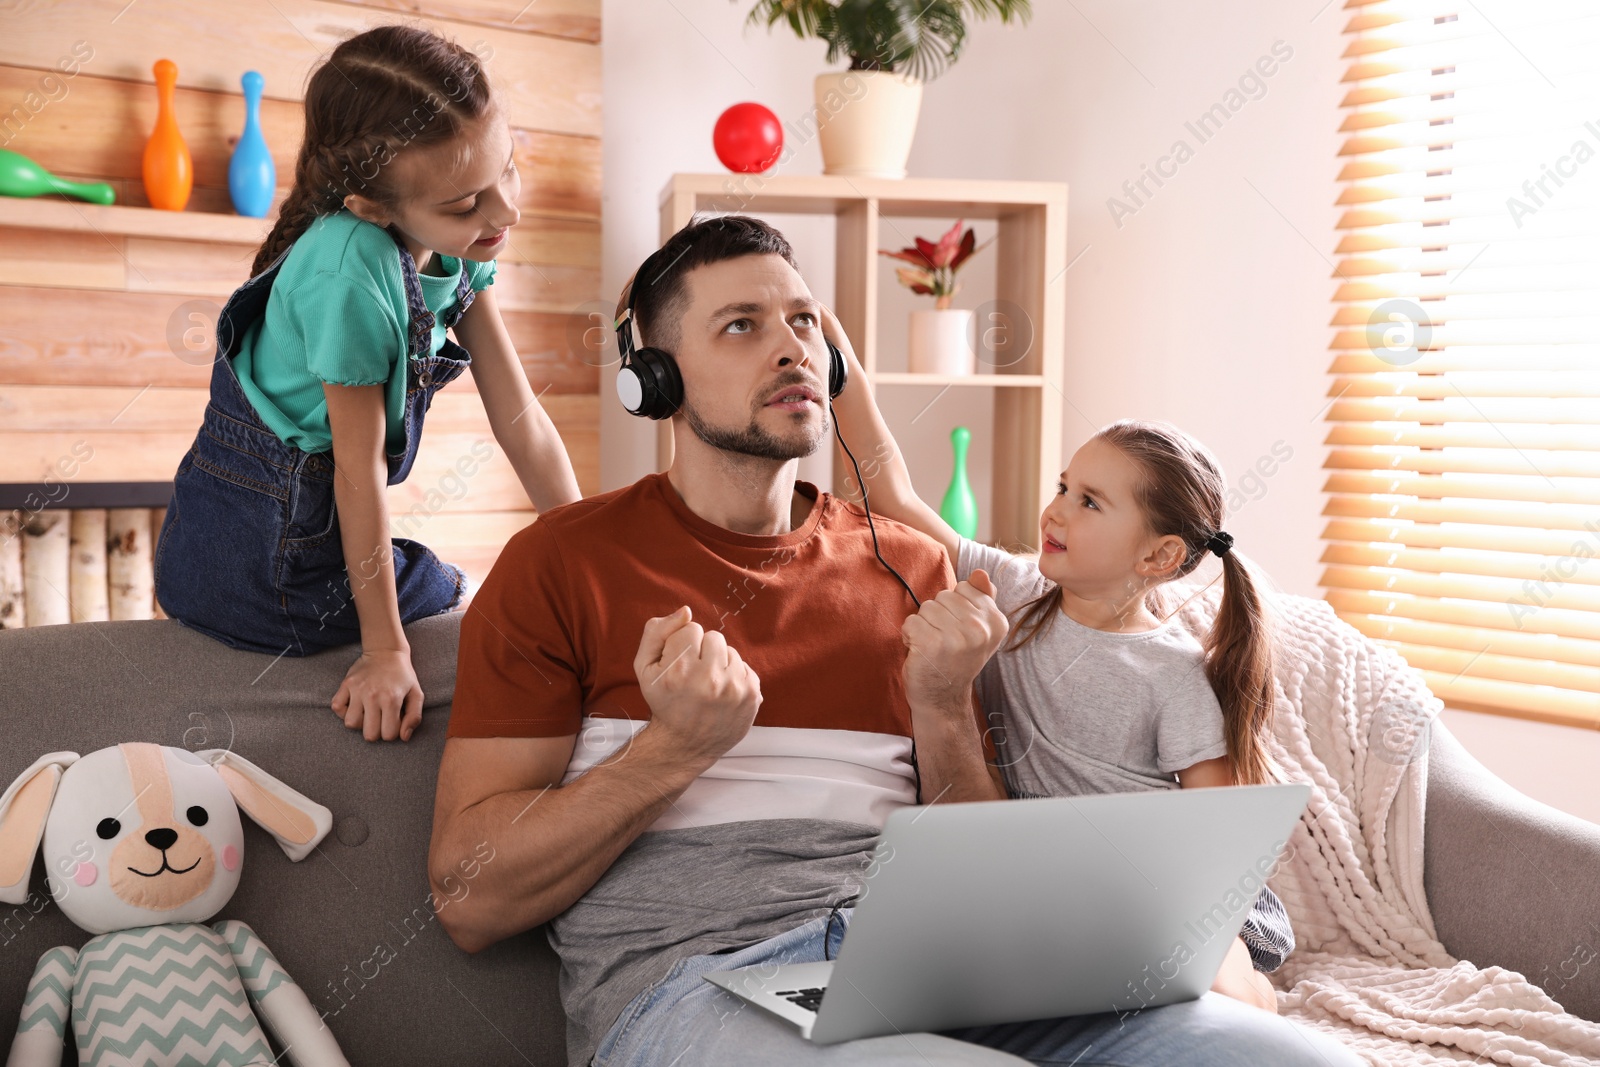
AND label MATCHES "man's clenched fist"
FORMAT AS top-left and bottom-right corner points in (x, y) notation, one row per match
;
(634, 605), (763, 765)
